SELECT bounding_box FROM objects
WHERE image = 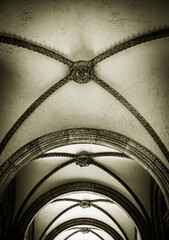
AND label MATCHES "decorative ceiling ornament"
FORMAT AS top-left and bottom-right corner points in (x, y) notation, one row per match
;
(79, 200), (91, 208)
(13, 181), (153, 240)
(80, 227), (90, 234)
(75, 155), (92, 167)
(69, 60), (93, 83)
(0, 29), (169, 159)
